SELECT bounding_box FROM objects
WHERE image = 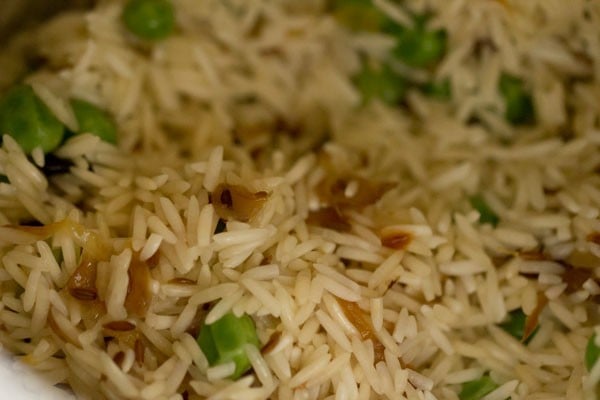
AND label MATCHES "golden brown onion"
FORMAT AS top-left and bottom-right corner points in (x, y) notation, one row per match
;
(213, 183), (269, 222)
